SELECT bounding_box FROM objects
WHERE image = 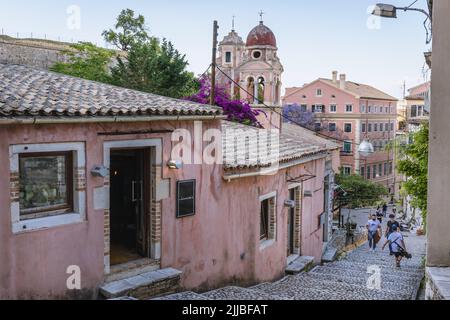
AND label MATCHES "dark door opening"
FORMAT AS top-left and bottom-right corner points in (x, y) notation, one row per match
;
(110, 149), (150, 266)
(287, 188), (295, 256)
